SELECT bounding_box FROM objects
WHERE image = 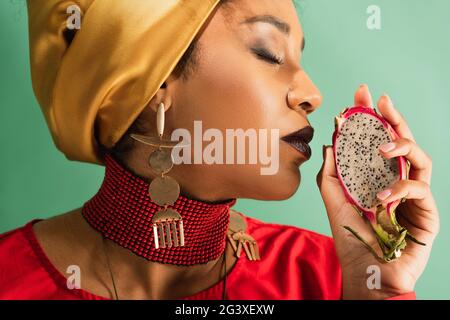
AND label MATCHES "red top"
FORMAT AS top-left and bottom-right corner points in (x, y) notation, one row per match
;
(0, 216), (415, 300)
